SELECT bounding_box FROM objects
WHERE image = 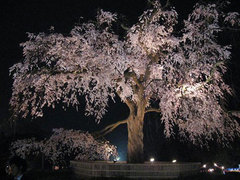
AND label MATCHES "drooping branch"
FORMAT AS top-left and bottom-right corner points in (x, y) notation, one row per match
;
(206, 61), (224, 83)
(137, 2), (162, 56)
(144, 53), (160, 84)
(94, 119), (128, 138)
